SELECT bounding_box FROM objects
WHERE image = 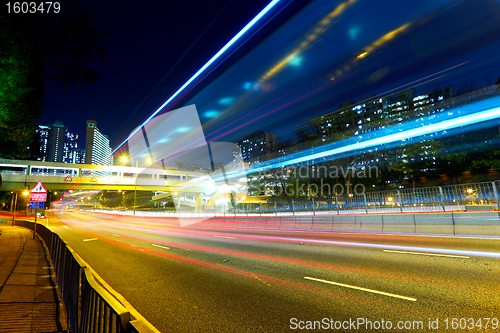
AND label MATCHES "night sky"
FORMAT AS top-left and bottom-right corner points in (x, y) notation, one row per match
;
(38, 0), (277, 146)
(37, 0), (500, 151)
